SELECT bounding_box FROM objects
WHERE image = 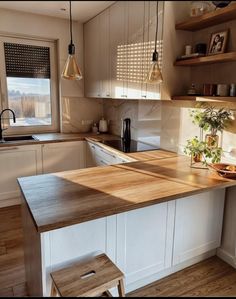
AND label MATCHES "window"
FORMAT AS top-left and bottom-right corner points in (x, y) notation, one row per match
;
(0, 36), (59, 133)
